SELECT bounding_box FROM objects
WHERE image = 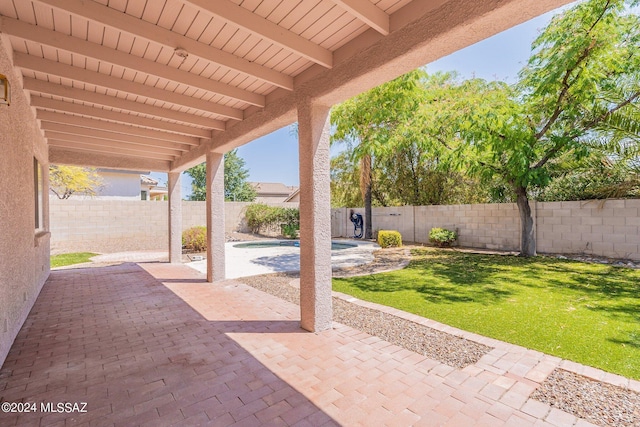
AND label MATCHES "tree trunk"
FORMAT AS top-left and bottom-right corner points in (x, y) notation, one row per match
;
(360, 155), (373, 240)
(514, 185), (536, 256)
